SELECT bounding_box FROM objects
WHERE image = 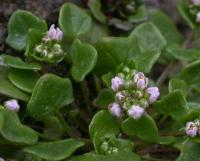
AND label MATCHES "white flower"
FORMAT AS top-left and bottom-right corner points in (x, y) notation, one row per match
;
(111, 76), (125, 91)
(127, 105), (144, 119)
(48, 24), (63, 41)
(4, 99), (20, 112)
(185, 121), (198, 137)
(133, 72), (148, 90)
(109, 103), (122, 117)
